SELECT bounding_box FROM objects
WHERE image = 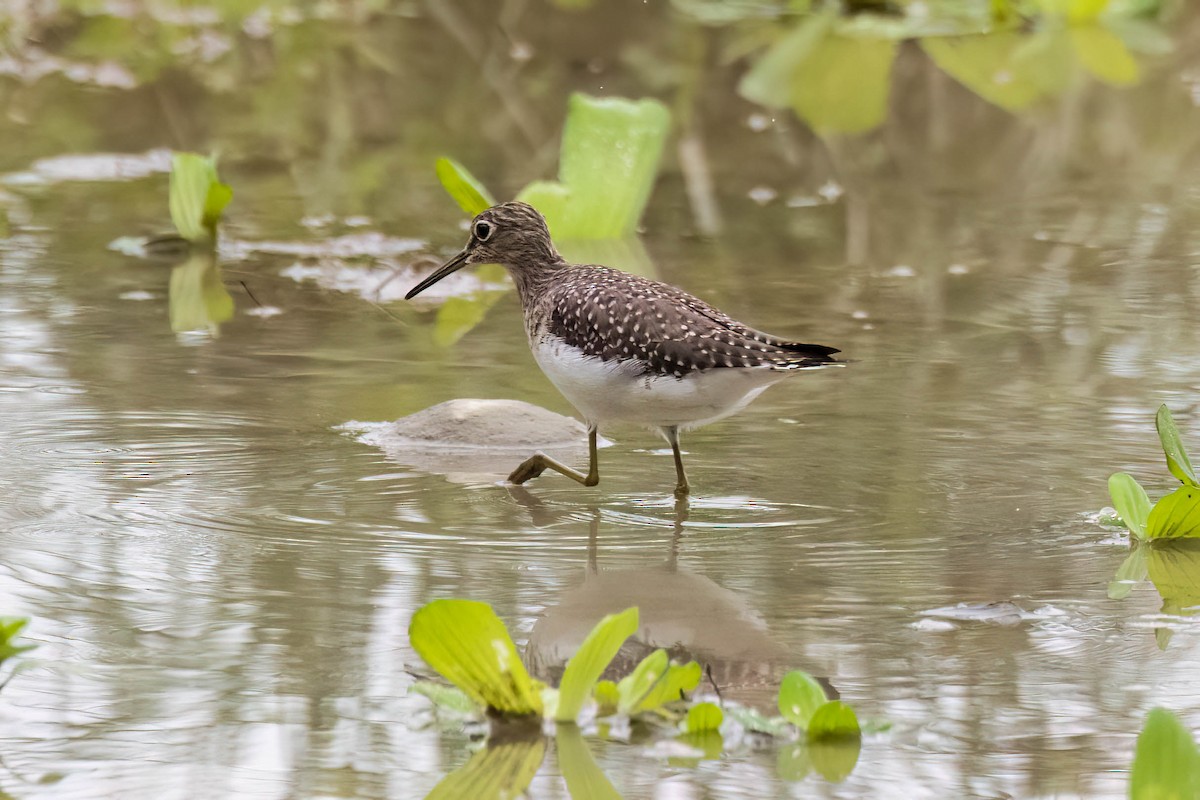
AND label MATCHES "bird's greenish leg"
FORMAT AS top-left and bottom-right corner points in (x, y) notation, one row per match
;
(664, 425), (690, 497)
(508, 426), (599, 487)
